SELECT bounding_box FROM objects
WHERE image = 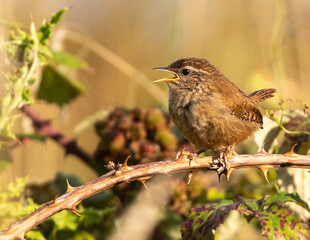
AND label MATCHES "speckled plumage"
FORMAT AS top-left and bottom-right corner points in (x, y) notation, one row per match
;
(156, 57), (276, 151)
